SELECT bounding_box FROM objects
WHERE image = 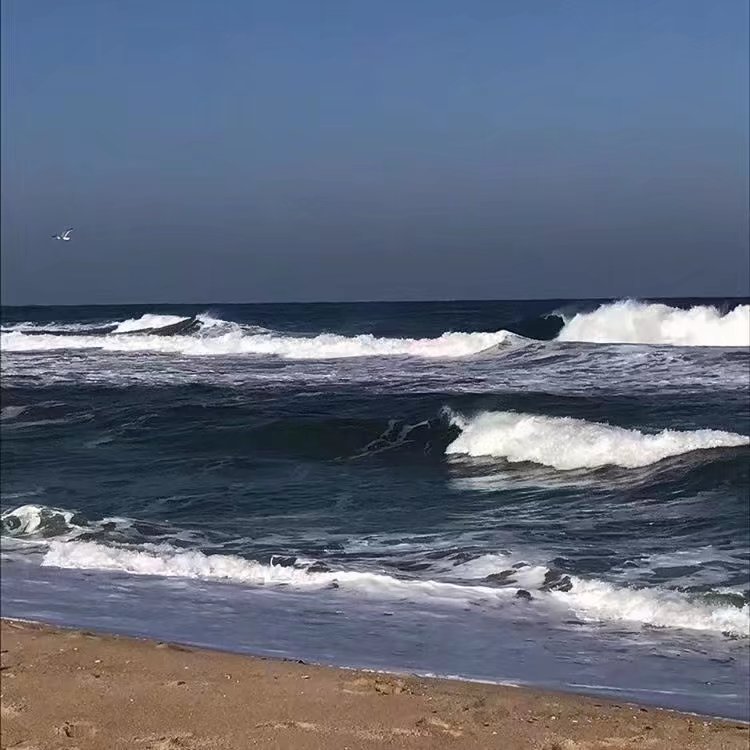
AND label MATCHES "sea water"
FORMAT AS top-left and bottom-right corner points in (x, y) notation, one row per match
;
(1, 298), (748, 718)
